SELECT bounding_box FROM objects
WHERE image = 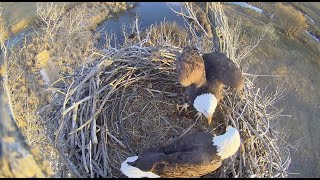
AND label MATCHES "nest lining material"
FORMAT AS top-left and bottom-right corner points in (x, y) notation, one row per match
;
(40, 45), (290, 178)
